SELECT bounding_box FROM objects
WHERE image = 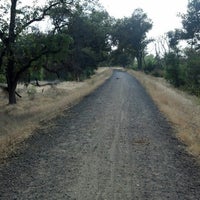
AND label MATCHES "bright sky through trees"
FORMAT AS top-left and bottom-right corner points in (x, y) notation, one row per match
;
(24, 0), (188, 38)
(23, 0), (189, 54)
(99, 0), (188, 37)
